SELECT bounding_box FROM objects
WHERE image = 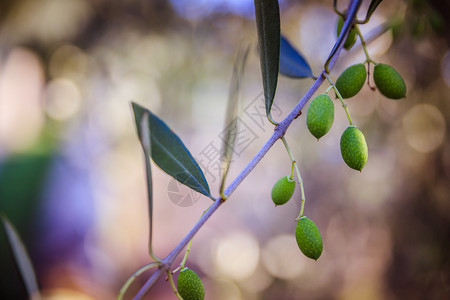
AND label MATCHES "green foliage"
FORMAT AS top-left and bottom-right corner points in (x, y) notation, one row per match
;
(254, 0), (281, 123)
(295, 217), (323, 261)
(306, 94), (335, 140)
(132, 102), (211, 197)
(177, 268), (205, 300)
(271, 176), (296, 206)
(335, 63), (367, 99)
(373, 63), (406, 99)
(0, 153), (53, 234)
(340, 126), (368, 171)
